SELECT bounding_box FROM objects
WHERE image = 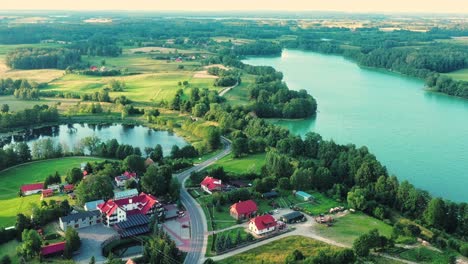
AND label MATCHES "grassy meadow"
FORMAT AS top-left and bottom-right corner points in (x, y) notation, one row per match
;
(313, 212), (393, 246)
(444, 68), (468, 81)
(0, 157), (106, 227)
(212, 153), (266, 175)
